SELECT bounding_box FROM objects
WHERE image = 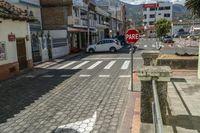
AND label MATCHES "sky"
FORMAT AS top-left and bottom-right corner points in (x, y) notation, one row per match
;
(120, 0), (186, 5)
